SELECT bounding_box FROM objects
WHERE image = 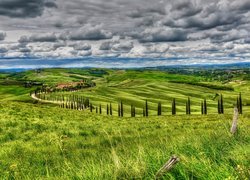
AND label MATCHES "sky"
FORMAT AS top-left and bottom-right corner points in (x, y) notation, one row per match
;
(0, 0), (250, 69)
